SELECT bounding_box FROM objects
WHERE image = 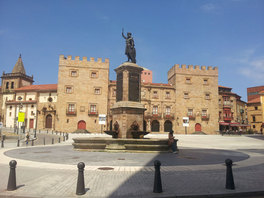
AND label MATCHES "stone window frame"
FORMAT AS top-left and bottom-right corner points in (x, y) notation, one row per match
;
(6, 82), (9, 89)
(70, 70), (78, 77)
(165, 106), (171, 115)
(67, 103), (76, 113)
(205, 92), (211, 100)
(94, 87), (102, 95)
(11, 82), (14, 89)
(187, 108), (193, 116)
(89, 103), (98, 114)
(254, 106), (258, 110)
(65, 86), (73, 94)
(152, 105), (158, 115)
(201, 109), (208, 117)
(90, 71), (99, 78)
(184, 92), (189, 99)
(185, 77), (192, 84)
(153, 91), (158, 99)
(165, 91), (171, 99)
(203, 78), (209, 85)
